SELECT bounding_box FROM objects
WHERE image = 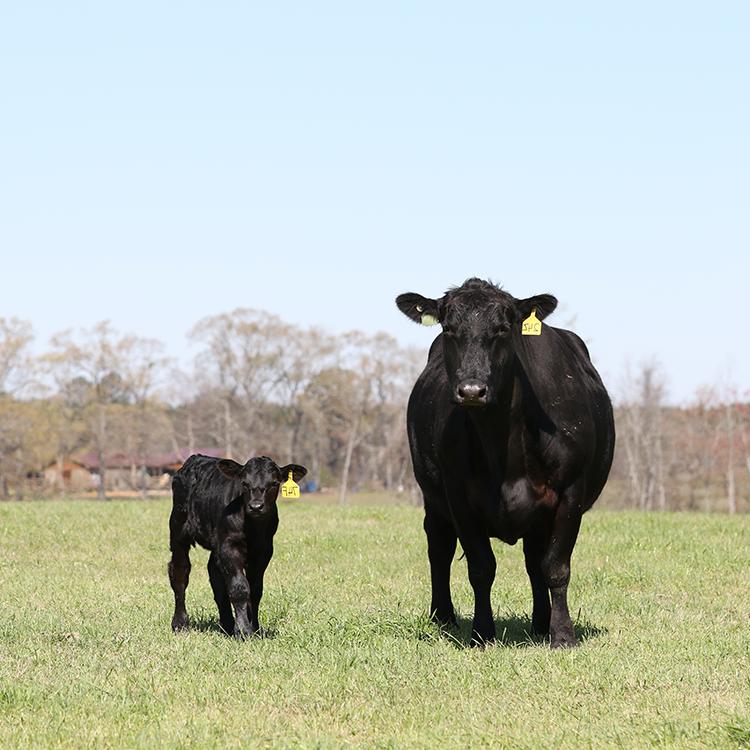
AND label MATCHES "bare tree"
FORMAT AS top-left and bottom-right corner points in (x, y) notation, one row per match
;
(189, 309), (289, 457)
(0, 317), (33, 395)
(619, 361), (669, 510)
(45, 322), (129, 499)
(117, 335), (171, 497)
(0, 318), (34, 498)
